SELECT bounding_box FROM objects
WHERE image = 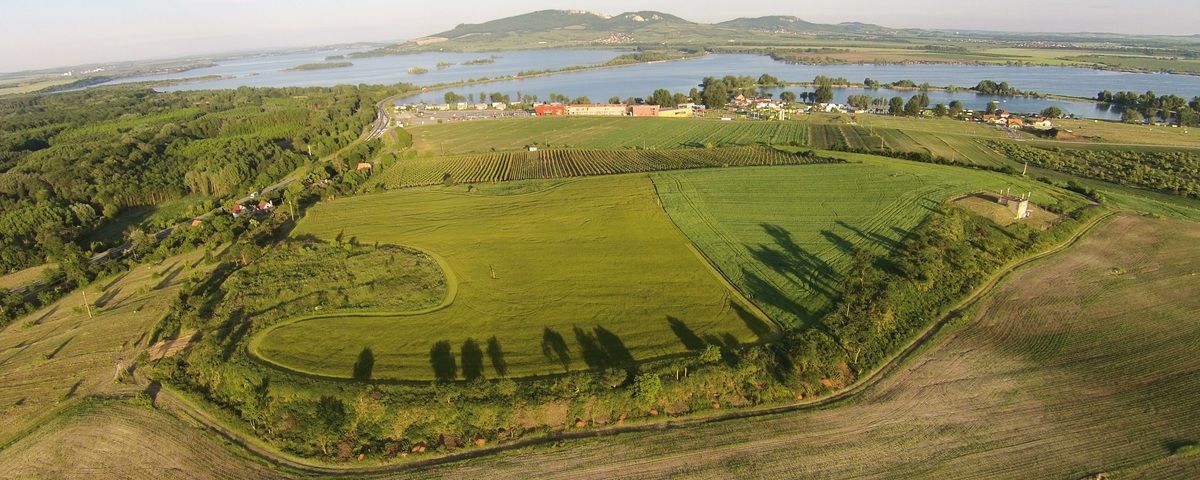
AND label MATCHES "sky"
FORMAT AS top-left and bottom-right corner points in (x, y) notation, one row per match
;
(2, 0), (1197, 73)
